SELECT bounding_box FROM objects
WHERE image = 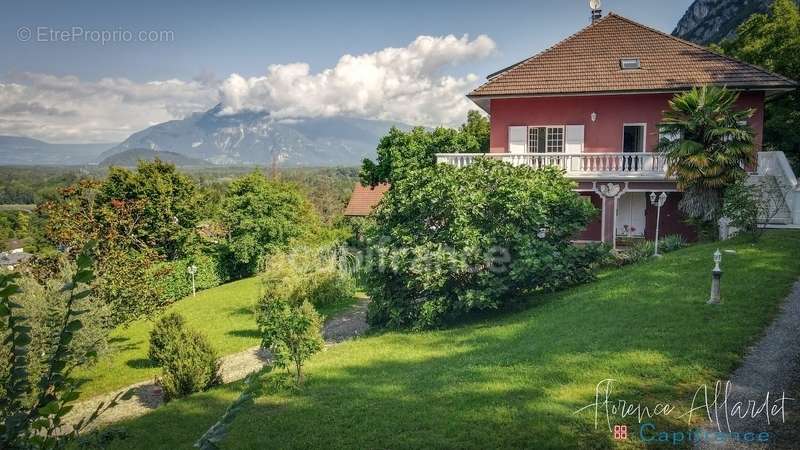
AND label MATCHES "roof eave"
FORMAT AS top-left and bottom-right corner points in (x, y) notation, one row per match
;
(468, 85), (797, 100)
